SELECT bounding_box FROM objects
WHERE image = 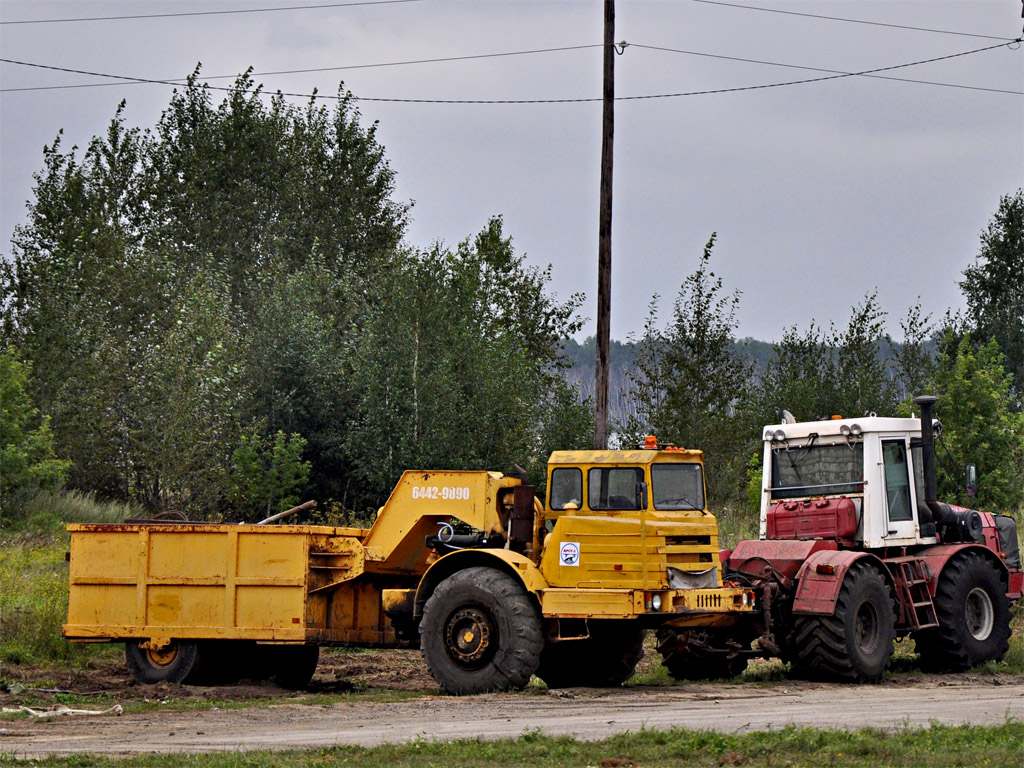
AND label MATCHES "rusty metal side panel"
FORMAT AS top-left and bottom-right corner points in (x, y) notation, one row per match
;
(727, 538), (837, 581)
